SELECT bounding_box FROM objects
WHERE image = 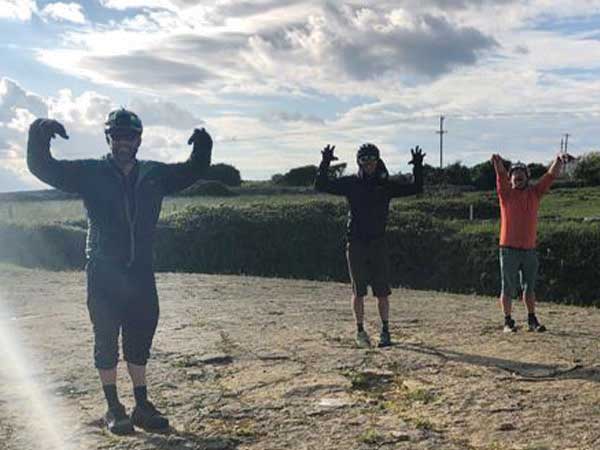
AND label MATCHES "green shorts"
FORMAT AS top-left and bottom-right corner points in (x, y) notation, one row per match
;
(499, 247), (539, 299)
(346, 237), (392, 298)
